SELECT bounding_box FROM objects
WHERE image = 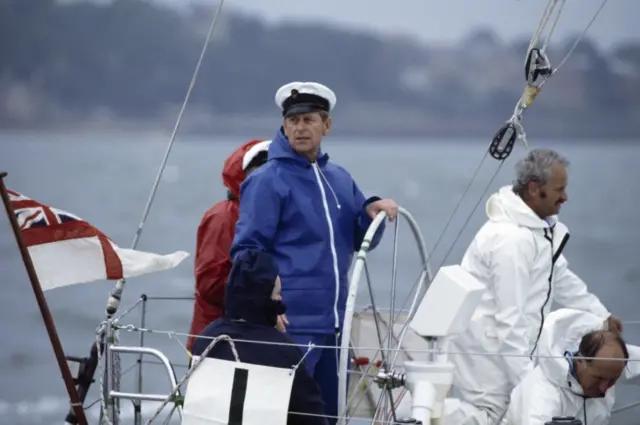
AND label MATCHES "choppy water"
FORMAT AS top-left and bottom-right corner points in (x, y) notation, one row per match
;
(1, 132), (639, 425)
